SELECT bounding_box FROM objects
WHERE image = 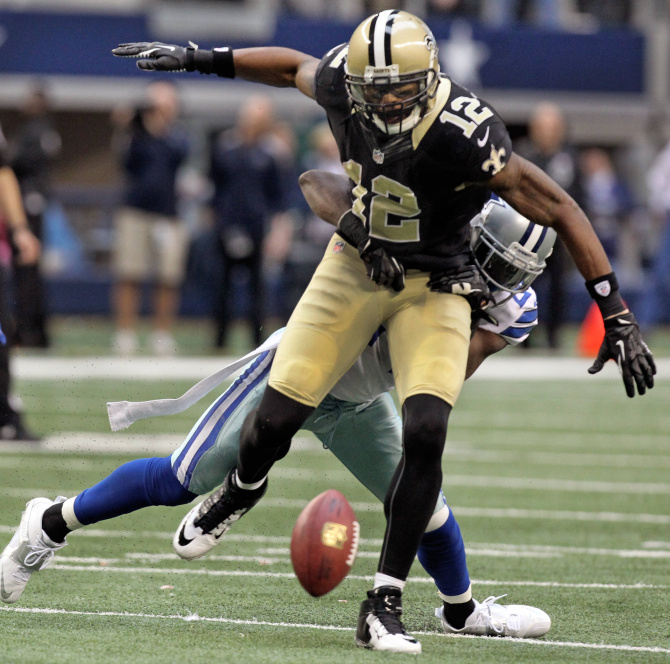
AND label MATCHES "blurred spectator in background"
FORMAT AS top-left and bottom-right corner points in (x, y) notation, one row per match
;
(0, 124), (41, 441)
(427, 0), (482, 18)
(579, 147), (635, 265)
(282, 0), (360, 20)
(637, 138), (670, 333)
(210, 95), (284, 349)
(515, 101), (583, 349)
(111, 82), (190, 356)
(262, 121), (299, 333)
(7, 84), (61, 348)
(481, 0), (563, 27)
(301, 122), (344, 248)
